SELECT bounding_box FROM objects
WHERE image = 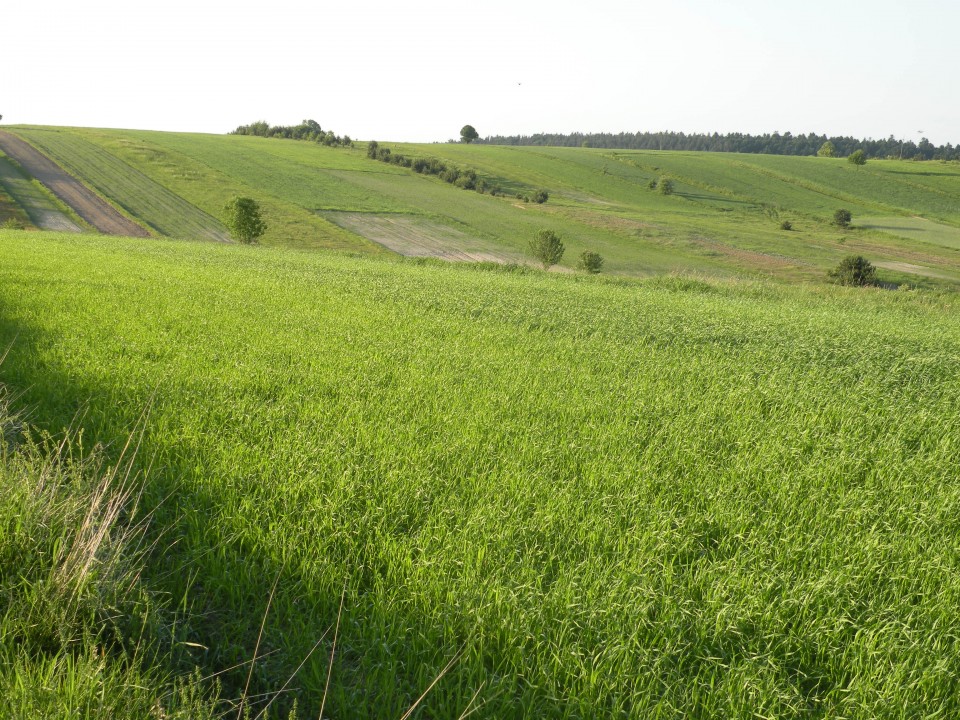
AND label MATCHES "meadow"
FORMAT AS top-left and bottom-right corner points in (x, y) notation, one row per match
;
(5, 126), (960, 286)
(2, 230), (960, 717)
